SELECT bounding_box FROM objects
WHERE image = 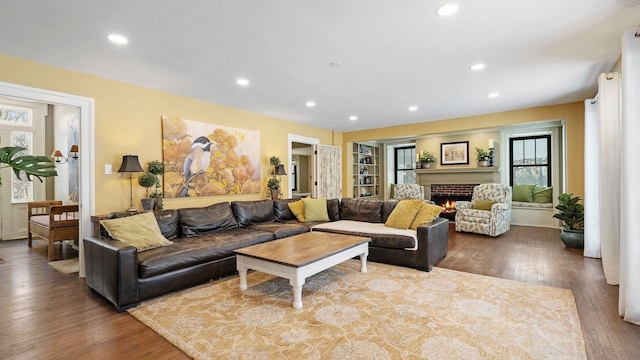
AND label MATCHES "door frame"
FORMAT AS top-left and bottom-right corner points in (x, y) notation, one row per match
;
(0, 81), (95, 278)
(288, 134), (319, 199)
